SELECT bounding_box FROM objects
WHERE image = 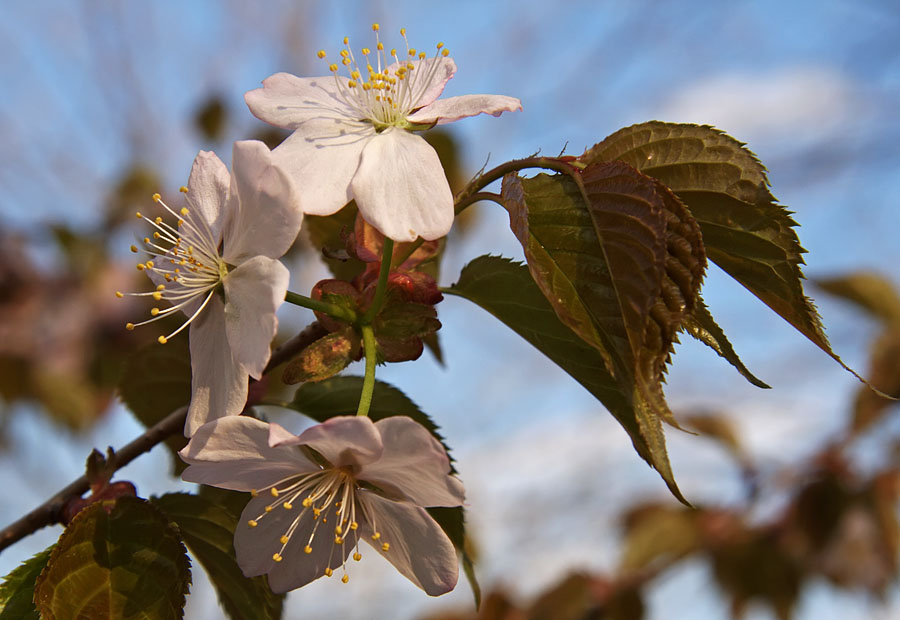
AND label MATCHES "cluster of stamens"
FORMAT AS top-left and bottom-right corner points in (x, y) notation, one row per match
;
(116, 190), (227, 344)
(246, 468), (389, 584)
(319, 23), (450, 129)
